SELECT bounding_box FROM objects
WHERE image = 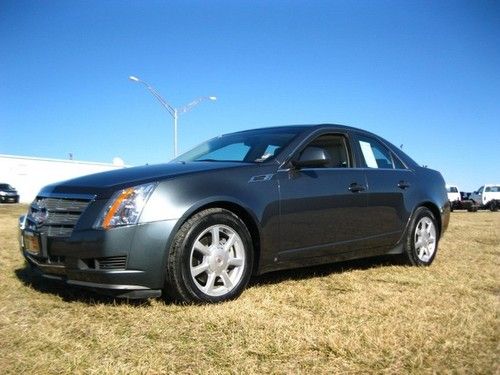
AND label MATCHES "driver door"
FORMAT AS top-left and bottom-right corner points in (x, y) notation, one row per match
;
(277, 132), (371, 261)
